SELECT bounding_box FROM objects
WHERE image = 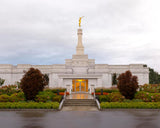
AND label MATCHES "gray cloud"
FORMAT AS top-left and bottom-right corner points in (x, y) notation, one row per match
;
(0, 0), (160, 72)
